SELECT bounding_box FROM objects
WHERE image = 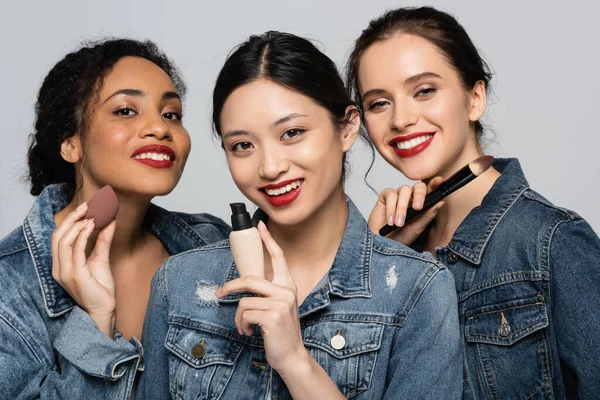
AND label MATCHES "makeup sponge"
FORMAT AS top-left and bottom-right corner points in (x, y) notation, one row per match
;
(85, 185), (119, 231)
